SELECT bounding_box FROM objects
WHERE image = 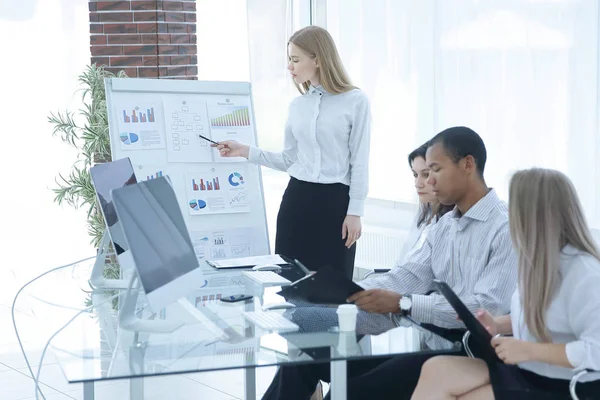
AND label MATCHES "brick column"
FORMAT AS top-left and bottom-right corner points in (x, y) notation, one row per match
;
(89, 1), (197, 79)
